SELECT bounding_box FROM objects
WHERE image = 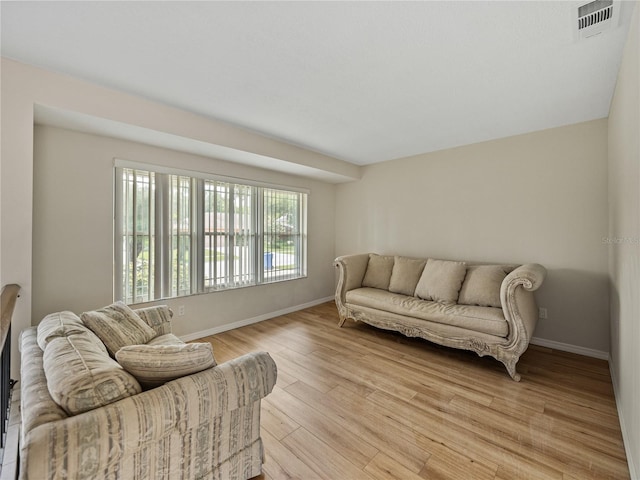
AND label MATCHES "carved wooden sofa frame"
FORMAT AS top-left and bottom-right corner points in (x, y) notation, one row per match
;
(334, 254), (547, 381)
